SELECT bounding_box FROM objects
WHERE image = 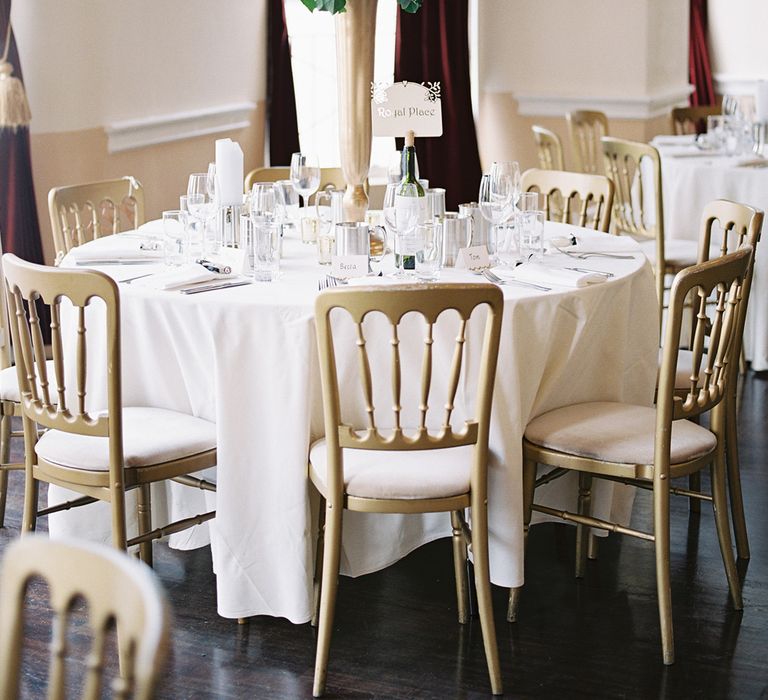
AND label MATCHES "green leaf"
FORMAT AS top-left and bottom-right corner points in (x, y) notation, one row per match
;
(300, 0), (318, 11)
(398, 0), (422, 12)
